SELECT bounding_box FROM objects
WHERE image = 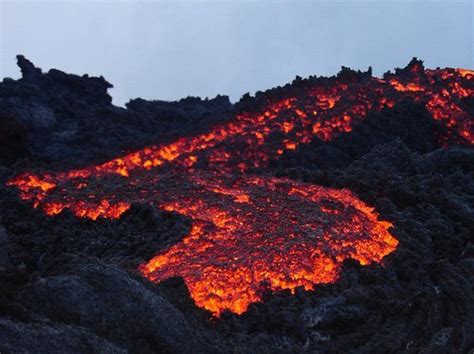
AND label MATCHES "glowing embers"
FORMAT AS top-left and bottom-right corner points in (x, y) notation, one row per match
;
(140, 173), (397, 316)
(43, 199), (130, 220)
